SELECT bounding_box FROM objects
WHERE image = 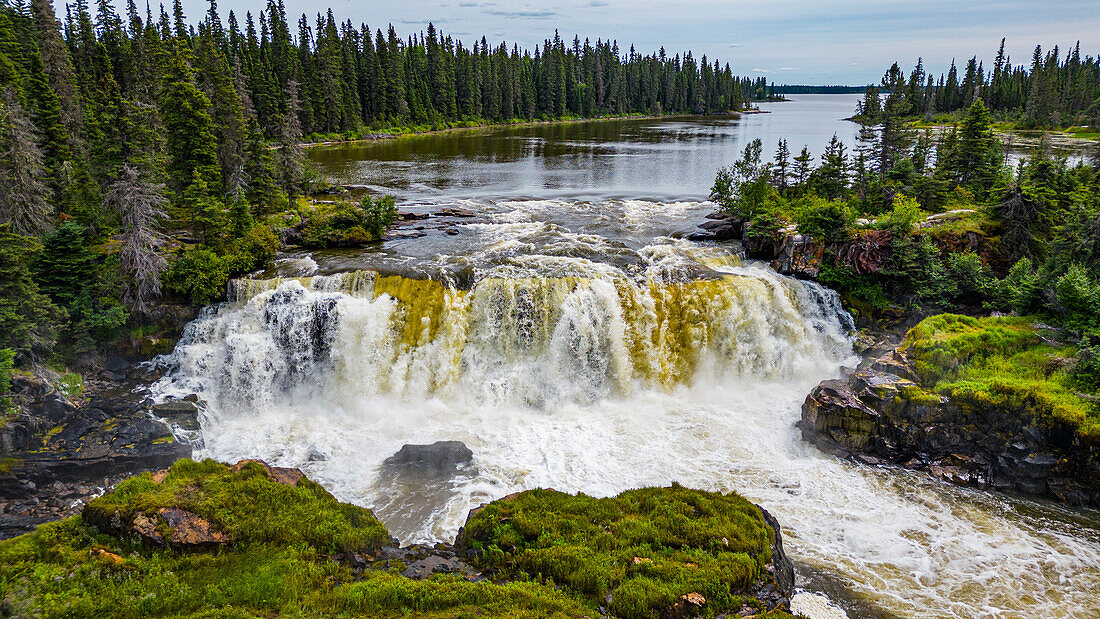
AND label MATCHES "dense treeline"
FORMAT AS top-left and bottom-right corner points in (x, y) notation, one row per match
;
(856, 39), (1100, 128)
(0, 0), (775, 377)
(712, 99), (1100, 338)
